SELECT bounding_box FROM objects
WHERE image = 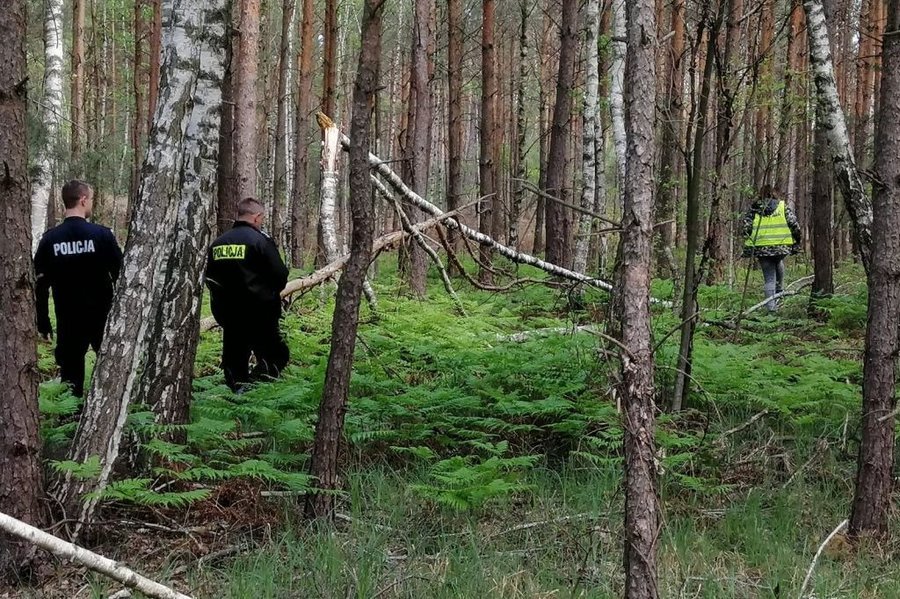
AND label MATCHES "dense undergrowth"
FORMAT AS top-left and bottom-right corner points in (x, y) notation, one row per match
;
(30, 258), (900, 598)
